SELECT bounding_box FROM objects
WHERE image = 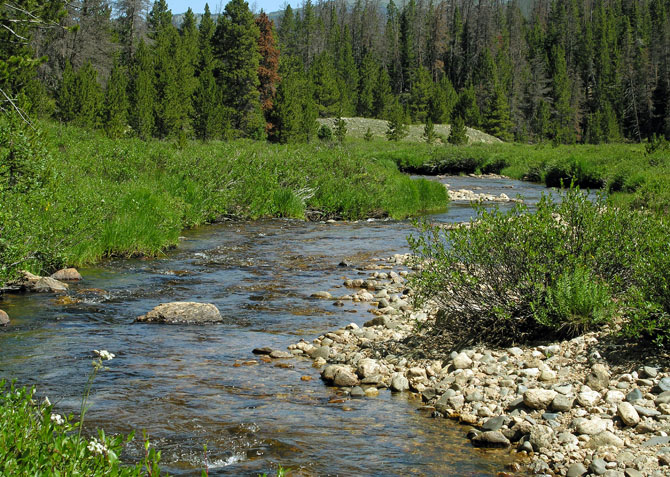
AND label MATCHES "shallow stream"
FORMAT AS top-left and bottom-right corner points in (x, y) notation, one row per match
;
(0, 176), (549, 476)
